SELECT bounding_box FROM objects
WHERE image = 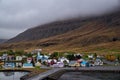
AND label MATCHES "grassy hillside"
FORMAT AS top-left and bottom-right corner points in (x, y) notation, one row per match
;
(1, 11), (120, 54)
